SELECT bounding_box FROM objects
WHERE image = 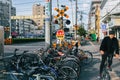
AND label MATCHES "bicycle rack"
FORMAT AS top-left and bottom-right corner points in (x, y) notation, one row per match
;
(3, 72), (23, 76)
(2, 71), (55, 80)
(33, 74), (55, 80)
